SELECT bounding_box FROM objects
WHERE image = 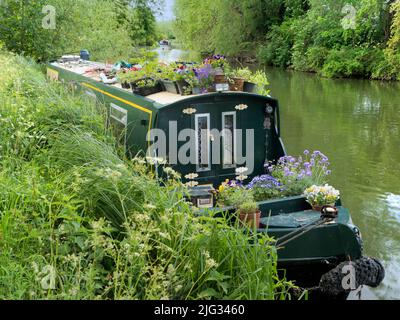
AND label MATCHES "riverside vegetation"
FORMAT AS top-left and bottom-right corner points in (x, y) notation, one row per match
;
(175, 0), (400, 80)
(0, 49), (298, 300)
(0, 0), (161, 62)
